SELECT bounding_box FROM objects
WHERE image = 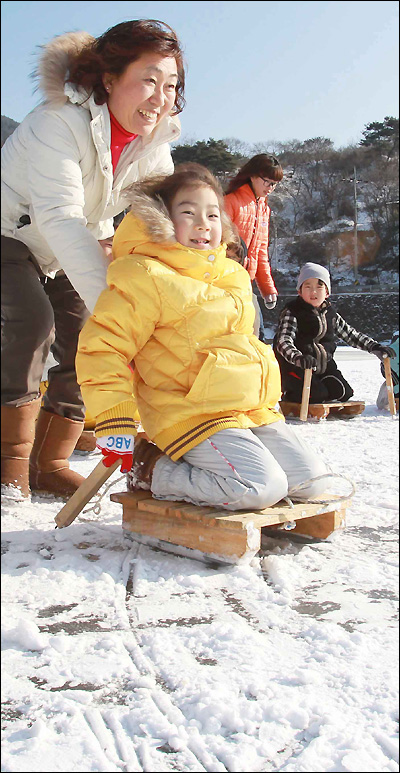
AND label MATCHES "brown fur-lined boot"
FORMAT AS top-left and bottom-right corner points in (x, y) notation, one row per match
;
(29, 409), (85, 496)
(127, 438), (165, 491)
(74, 430), (97, 452)
(1, 398), (41, 498)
